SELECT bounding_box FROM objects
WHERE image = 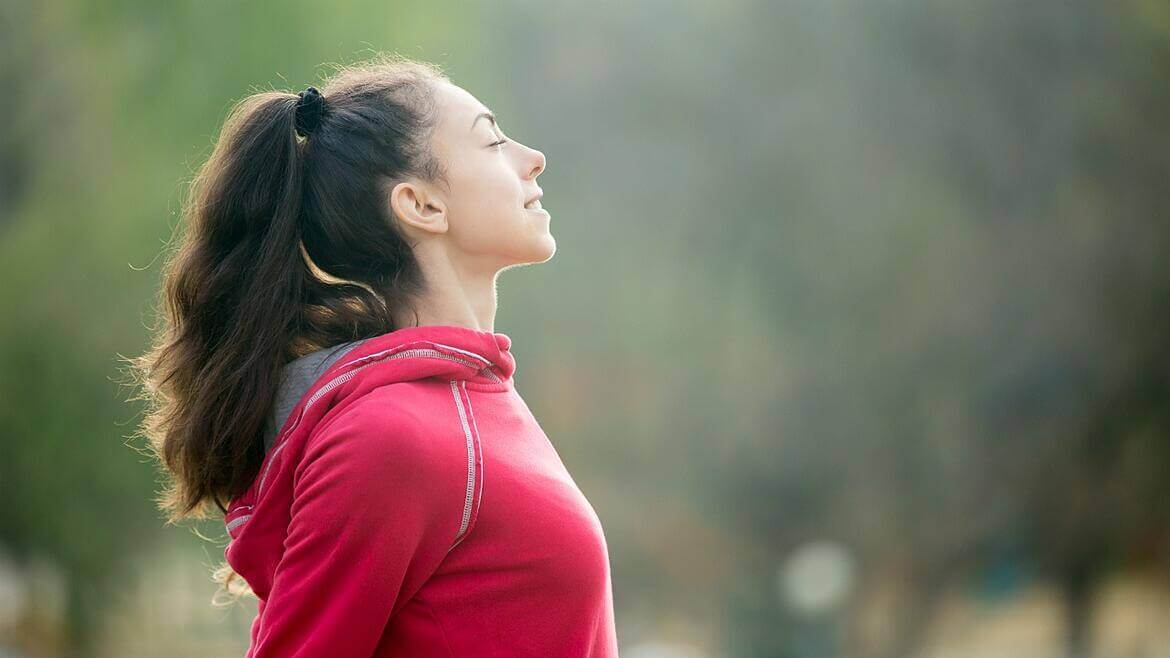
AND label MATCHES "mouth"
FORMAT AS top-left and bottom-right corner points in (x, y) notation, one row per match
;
(523, 193), (543, 211)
